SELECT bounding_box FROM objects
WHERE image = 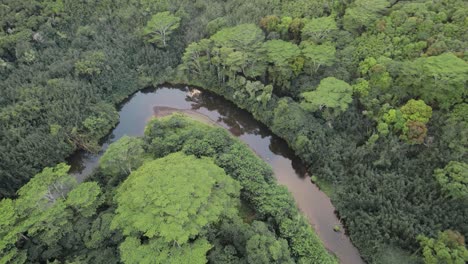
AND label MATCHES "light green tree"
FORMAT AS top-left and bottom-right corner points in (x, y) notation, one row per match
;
(75, 51), (106, 77)
(65, 182), (102, 217)
(181, 39), (212, 76)
(111, 152), (240, 245)
(352, 78), (370, 97)
(99, 136), (145, 177)
(301, 16), (337, 43)
(399, 99), (432, 144)
(211, 24), (264, 51)
(400, 99), (432, 124)
(0, 164), (103, 262)
(143, 12), (181, 47)
(264, 40), (302, 88)
(435, 161), (468, 200)
(246, 221), (294, 264)
(119, 236), (212, 264)
(343, 0), (389, 33)
(401, 53), (468, 109)
(300, 77), (353, 116)
(377, 100), (432, 144)
(210, 24), (266, 79)
(418, 230), (468, 264)
(300, 42), (336, 73)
